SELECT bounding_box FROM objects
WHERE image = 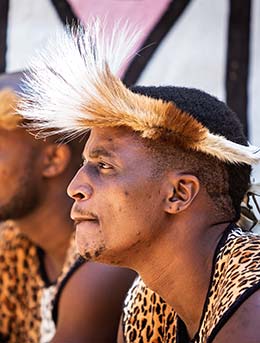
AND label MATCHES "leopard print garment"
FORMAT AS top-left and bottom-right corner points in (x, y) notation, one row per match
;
(0, 221), (78, 343)
(123, 276), (177, 343)
(122, 226), (260, 343)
